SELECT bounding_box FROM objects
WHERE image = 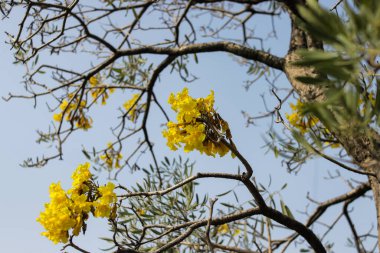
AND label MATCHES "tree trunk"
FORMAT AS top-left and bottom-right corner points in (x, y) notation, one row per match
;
(284, 47), (380, 250)
(369, 176), (380, 248)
